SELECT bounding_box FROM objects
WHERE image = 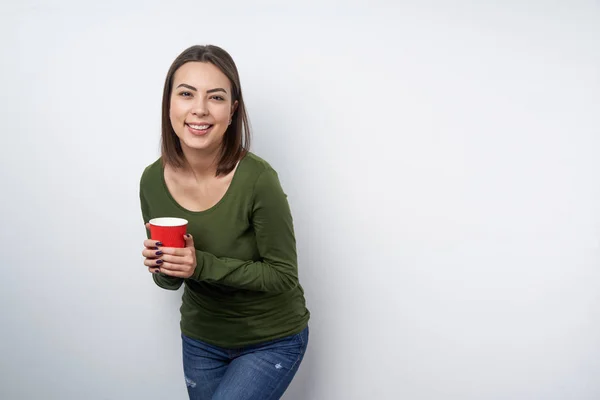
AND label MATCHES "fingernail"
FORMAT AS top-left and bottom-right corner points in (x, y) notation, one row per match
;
(186, 234), (191, 238)
(154, 269), (160, 274)
(155, 250), (163, 256)
(156, 242), (163, 246)
(156, 259), (163, 264)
